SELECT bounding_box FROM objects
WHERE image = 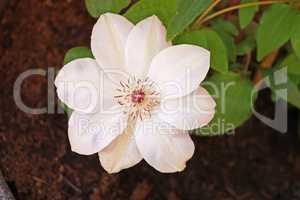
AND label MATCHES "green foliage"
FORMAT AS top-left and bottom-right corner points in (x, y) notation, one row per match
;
(59, 101), (73, 117)
(211, 18), (238, 63)
(220, 34), (237, 63)
(78, 0), (300, 134)
(195, 72), (257, 136)
(265, 68), (300, 109)
(211, 18), (239, 37)
(124, 0), (177, 26)
(285, 78), (300, 109)
(85, 0), (130, 18)
(167, 0), (212, 40)
(282, 53), (300, 76)
(239, 0), (258, 29)
(291, 14), (300, 59)
(264, 53), (300, 109)
(237, 34), (256, 56)
(256, 4), (298, 61)
(64, 47), (94, 65)
(174, 28), (228, 73)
